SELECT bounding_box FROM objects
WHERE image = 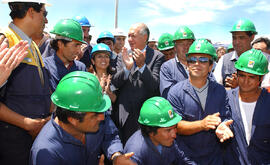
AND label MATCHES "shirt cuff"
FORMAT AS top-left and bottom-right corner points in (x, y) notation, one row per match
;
(123, 66), (130, 80)
(138, 64), (146, 73)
